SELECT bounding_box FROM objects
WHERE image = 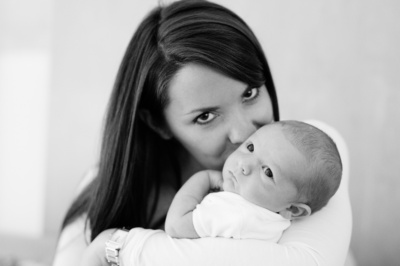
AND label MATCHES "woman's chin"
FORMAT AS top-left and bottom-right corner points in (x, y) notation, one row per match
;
(201, 152), (231, 170)
(201, 160), (225, 171)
